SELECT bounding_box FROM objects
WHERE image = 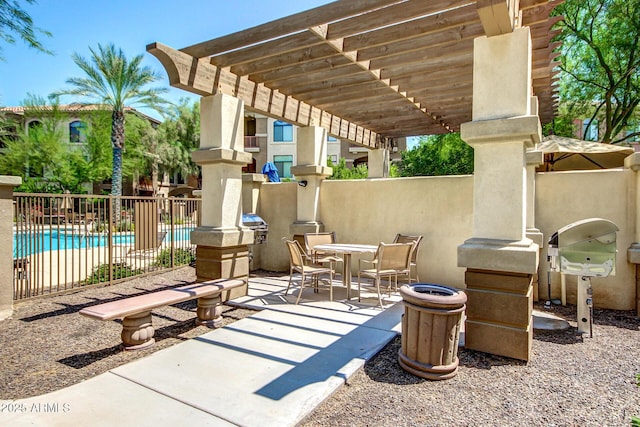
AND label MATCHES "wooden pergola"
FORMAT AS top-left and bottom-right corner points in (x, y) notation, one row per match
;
(148, 0), (562, 149)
